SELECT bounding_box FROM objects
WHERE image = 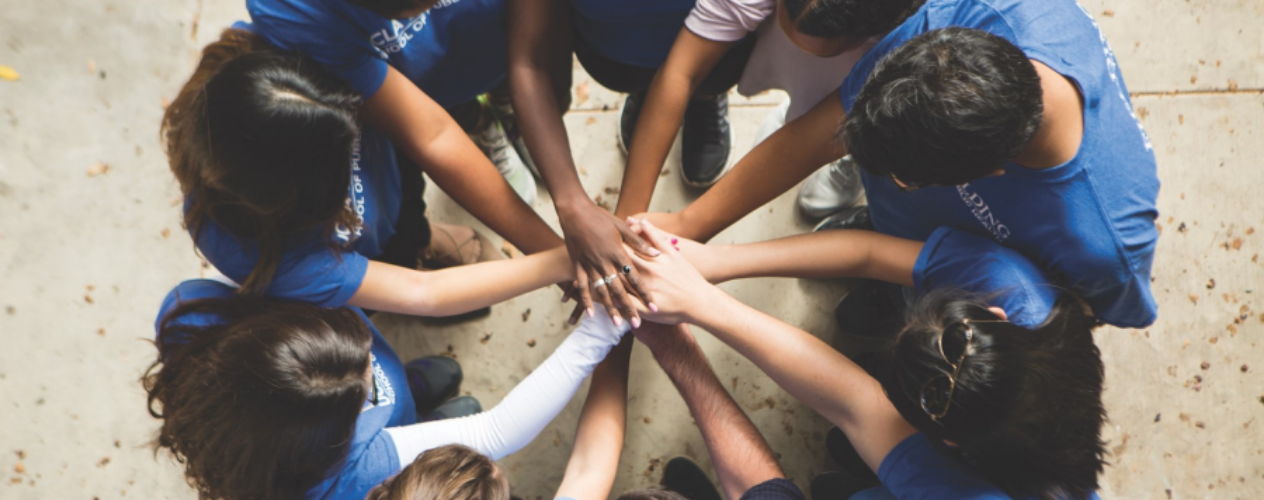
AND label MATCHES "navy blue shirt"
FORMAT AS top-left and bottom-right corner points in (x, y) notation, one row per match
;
(248, 0), (508, 106)
(839, 0), (1159, 328)
(571, 0), (697, 68)
(157, 279), (416, 500)
(192, 126), (402, 307)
